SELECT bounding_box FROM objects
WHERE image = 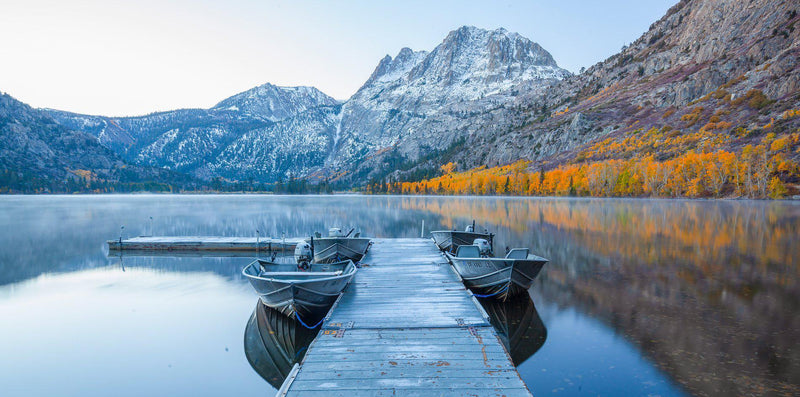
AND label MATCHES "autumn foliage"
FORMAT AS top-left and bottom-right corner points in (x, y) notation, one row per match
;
(370, 130), (799, 199)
